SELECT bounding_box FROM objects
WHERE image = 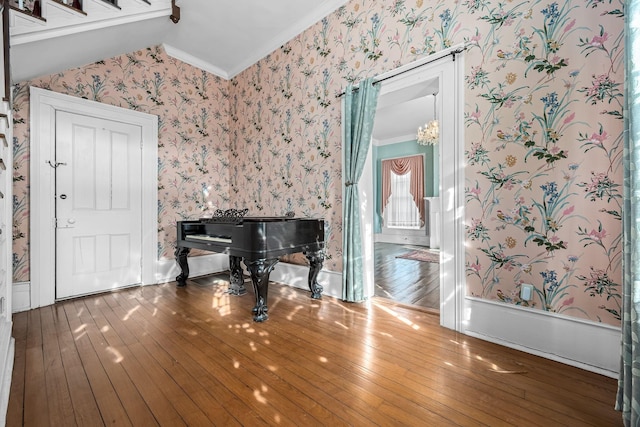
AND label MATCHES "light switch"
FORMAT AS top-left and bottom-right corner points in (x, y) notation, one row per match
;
(521, 283), (534, 301)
